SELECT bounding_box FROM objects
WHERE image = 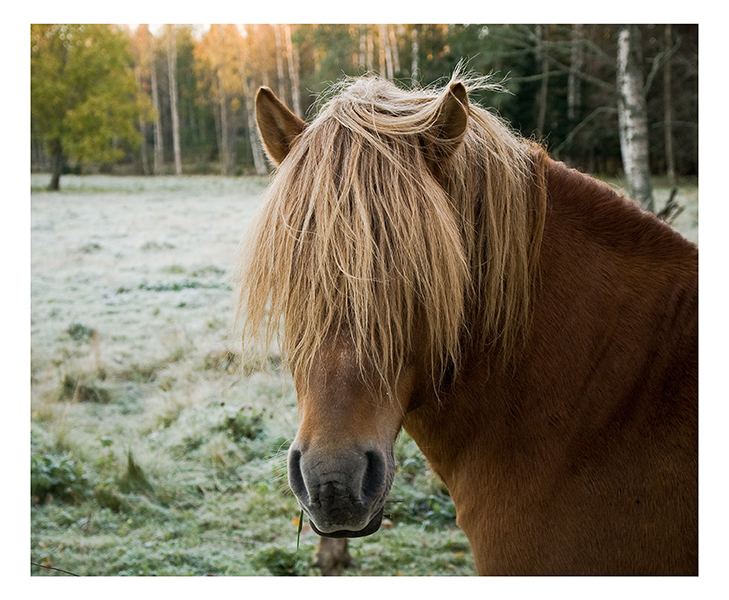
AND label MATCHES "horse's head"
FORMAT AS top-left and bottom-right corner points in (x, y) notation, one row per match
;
(287, 333), (416, 537)
(247, 80), (470, 537)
